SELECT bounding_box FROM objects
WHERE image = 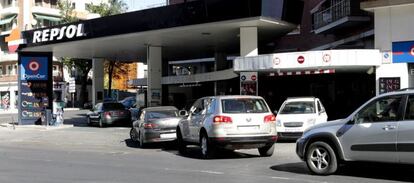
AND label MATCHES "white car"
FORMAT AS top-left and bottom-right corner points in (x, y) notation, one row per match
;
(176, 95), (278, 158)
(276, 97), (328, 139)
